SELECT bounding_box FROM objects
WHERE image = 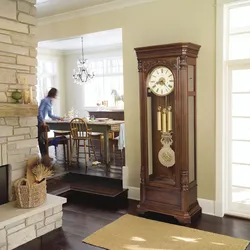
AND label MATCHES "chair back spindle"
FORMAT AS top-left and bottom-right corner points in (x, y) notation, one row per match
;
(70, 118), (89, 139)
